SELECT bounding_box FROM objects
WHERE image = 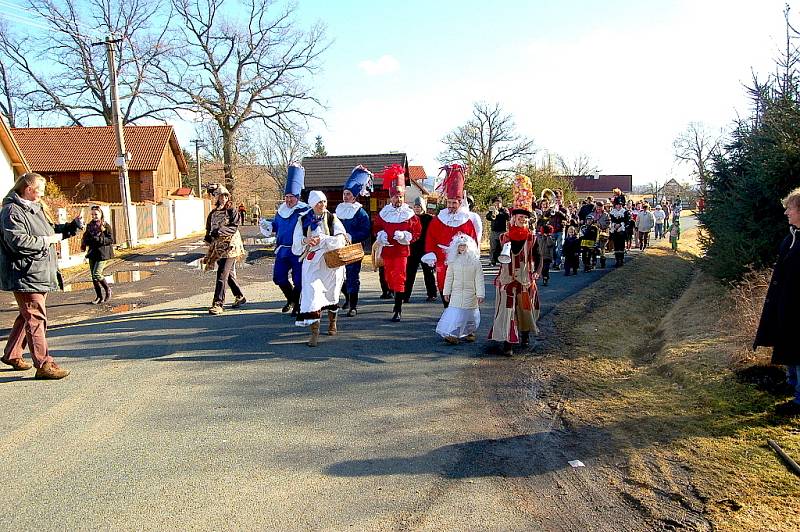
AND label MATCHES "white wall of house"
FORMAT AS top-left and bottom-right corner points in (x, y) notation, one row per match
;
(0, 143), (15, 195)
(173, 197), (206, 238)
